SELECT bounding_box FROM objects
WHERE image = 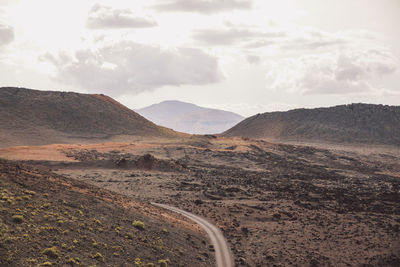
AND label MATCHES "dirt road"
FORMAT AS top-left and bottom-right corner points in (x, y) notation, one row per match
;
(152, 203), (234, 267)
